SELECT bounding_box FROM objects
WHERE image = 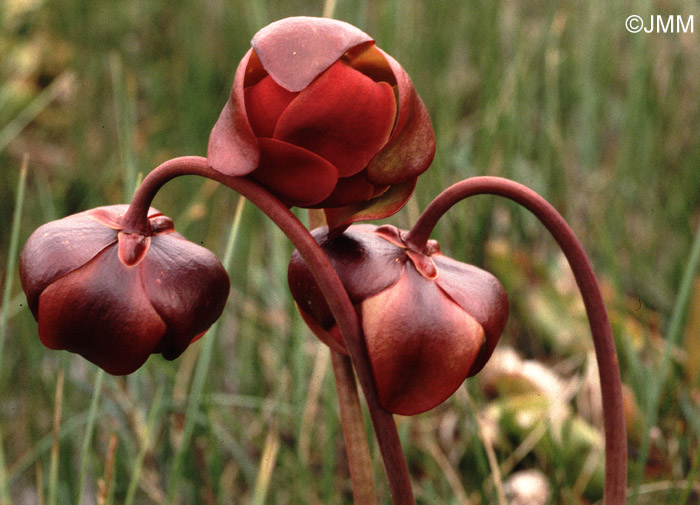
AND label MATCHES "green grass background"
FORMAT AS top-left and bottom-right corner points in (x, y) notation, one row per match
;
(1, 0), (700, 503)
